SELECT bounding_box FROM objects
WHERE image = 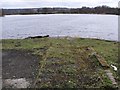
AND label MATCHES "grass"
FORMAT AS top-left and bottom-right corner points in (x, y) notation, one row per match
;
(1, 37), (119, 88)
(1, 37), (118, 65)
